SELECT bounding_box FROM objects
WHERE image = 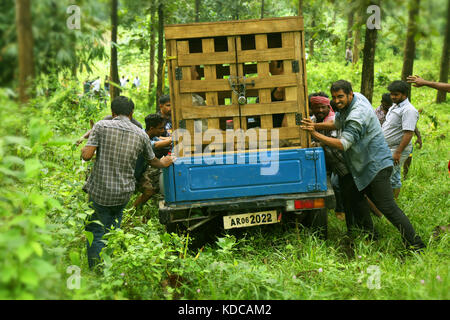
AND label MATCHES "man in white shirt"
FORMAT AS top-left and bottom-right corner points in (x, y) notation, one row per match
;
(382, 80), (419, 199)
(91, 77), (101, 94)
(120, 76), (127, 88)
(345, 47), (353, 66)
(133, 76), (141, 89)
